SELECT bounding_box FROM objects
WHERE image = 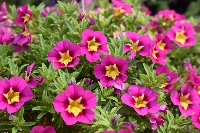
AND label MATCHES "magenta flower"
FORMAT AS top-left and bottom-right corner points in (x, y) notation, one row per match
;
(167, 21), (196, 47)
(147, 113), (164, 130)
(0, 77), (33, 114)
(149, 41), (166, 66)
(80, 29), (108, 62)
(124, 32), (151, 58)
(156, 65), (178, 92)
(154, 34), (173, 52)
(112, 0), (132, 17)
(25, 63), (37, 88)
(13, 27), (31, 47)
(14, 5), (32, 27)
(0, 2), (8, 22)
(191, 106), (200, 129)
(0, 32), (12, 45)
(53, 85), (97, 125)
(103, 130), (132, 133)
(48, 40), (81, 69)
(30, 126), (56, 133)
(170, 84), (200, 118)
(41, 6), (54, 17)
(121, 85), (160, 116)
(94, 55), (128, 87)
